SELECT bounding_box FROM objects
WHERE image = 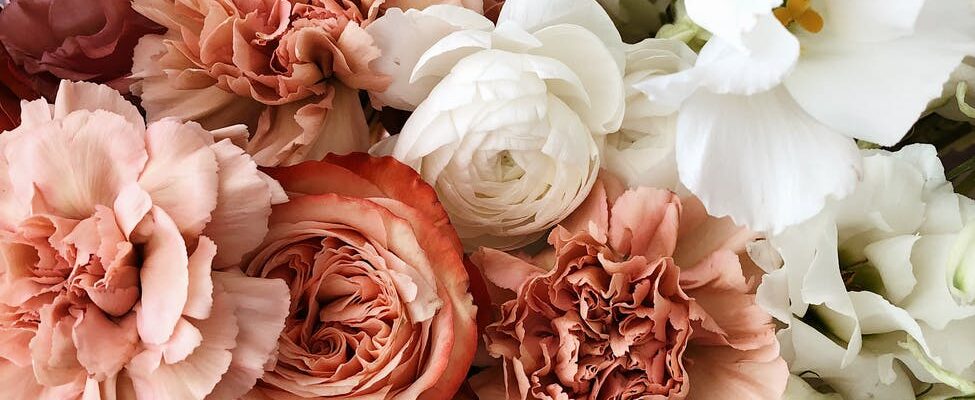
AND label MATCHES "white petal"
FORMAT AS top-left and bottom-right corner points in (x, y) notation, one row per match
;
(675, 87), (861, 233)
(785, 0), (975, 145)
(862, 235), (918, 304)
(365, 6), (493, 110)
(816, 0), (924, 43)
(498, 0), (624, 67)
(903, 235), (975, 329)
(529, 24), (626, 133)
(695, 13), (799, 95)
(783, 375), (842, 400)
(779, 320), (916, 399)
(683, 0), (781, 48)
